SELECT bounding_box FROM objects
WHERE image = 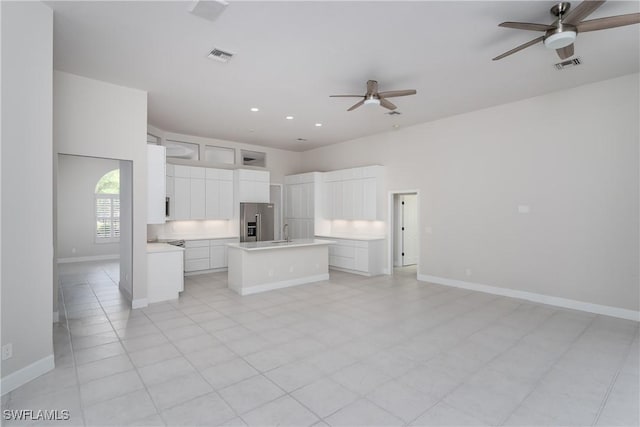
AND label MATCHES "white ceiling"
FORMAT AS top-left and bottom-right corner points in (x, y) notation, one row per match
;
(50, 1), (640, 151)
